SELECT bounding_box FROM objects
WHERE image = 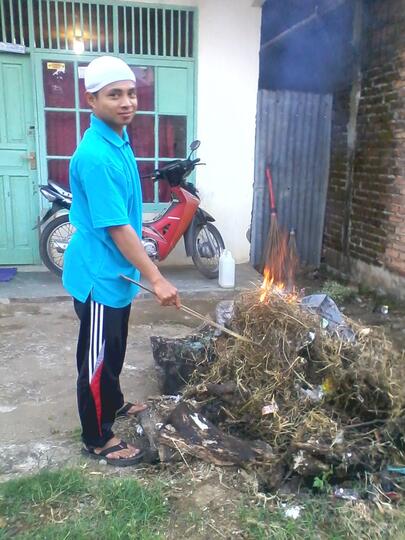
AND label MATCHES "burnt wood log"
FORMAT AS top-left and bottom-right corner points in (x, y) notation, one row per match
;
(158, 402), (274, 466)
(138, 405), (175, 463)
(137, 398), (181, 463)
(150, 331), (215, 394)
